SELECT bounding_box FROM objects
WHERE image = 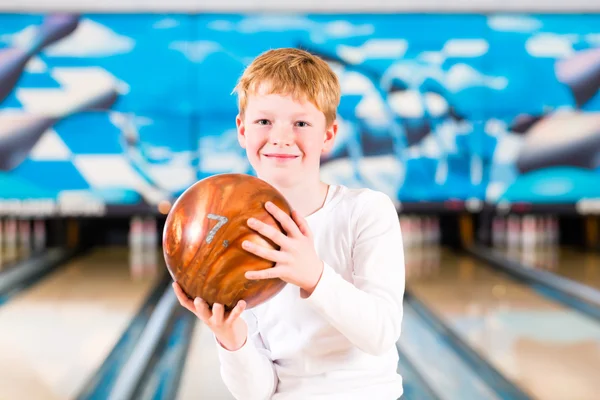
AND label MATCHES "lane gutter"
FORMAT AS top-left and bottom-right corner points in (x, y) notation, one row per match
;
(0, 246), (86, 306)
(405, 290), (533, 400)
